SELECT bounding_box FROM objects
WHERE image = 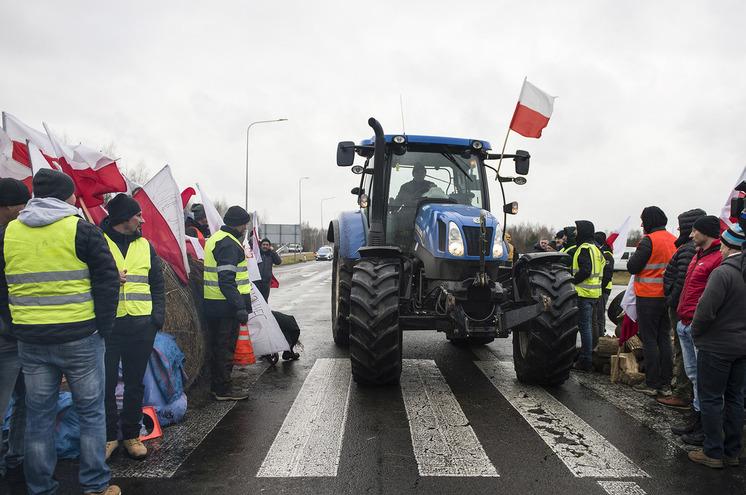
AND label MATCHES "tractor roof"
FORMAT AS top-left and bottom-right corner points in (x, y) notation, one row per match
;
(360, 135), (492, 150)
